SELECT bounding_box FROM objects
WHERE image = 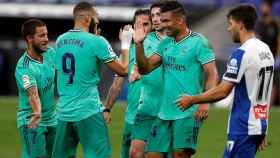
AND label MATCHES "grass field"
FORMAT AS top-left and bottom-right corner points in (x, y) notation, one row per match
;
(0, 96), (279, 158)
